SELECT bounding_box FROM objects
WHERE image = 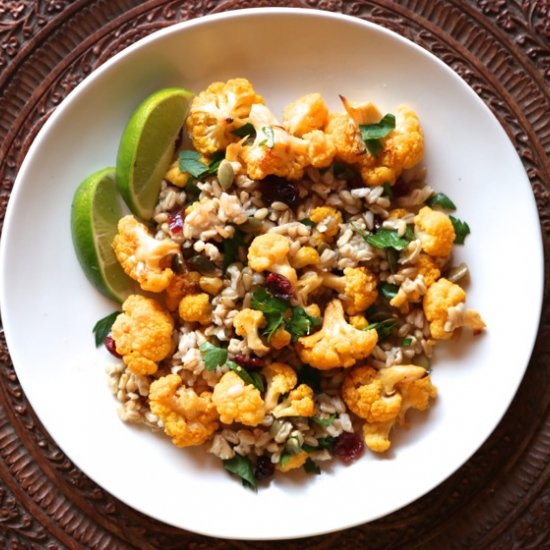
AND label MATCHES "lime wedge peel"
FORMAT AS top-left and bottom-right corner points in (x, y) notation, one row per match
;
(71, 167), (135, 303)
(116, 87), (194, 220)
